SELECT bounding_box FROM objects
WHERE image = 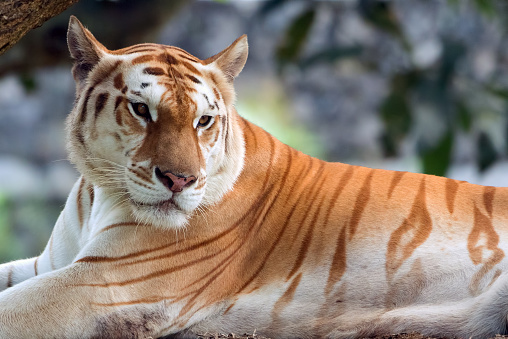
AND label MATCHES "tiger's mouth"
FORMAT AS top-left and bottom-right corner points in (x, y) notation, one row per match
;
(129, 196), (190, 229)
(130, 198), (182, 213)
